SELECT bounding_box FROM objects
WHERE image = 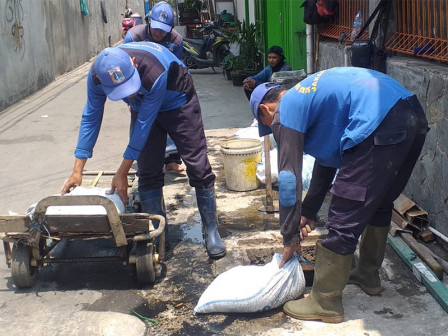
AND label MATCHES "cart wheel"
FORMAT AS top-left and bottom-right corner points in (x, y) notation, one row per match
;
(11, 243), (38, 288)
(136, 241), (155, 284)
